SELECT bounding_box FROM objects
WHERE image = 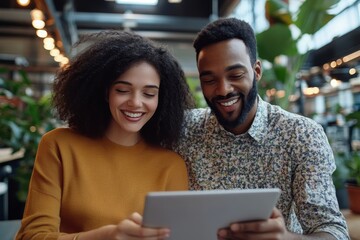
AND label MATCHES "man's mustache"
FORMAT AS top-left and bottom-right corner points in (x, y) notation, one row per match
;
(212, 92), (242, 102)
